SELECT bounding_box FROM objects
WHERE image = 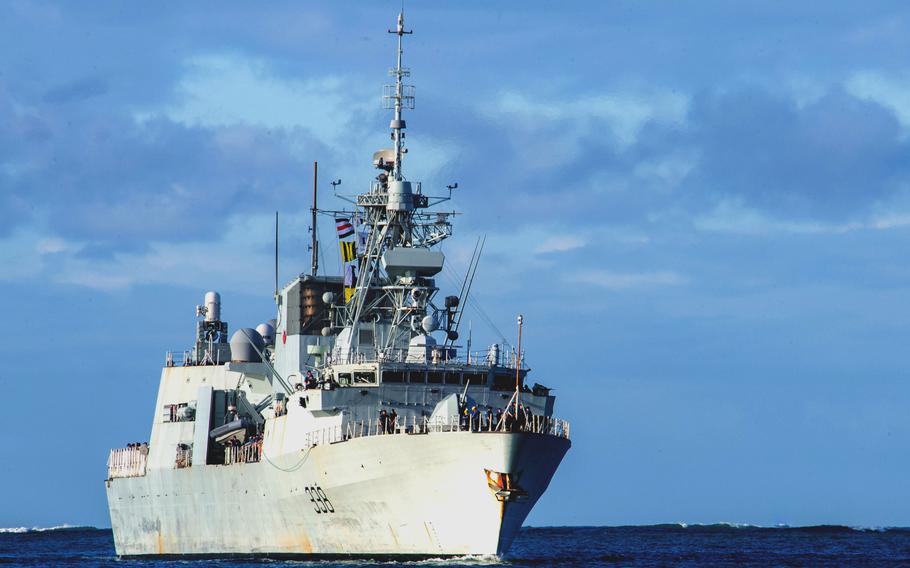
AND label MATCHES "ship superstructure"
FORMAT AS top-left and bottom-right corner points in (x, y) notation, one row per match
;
(105, 13), (570, 558)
